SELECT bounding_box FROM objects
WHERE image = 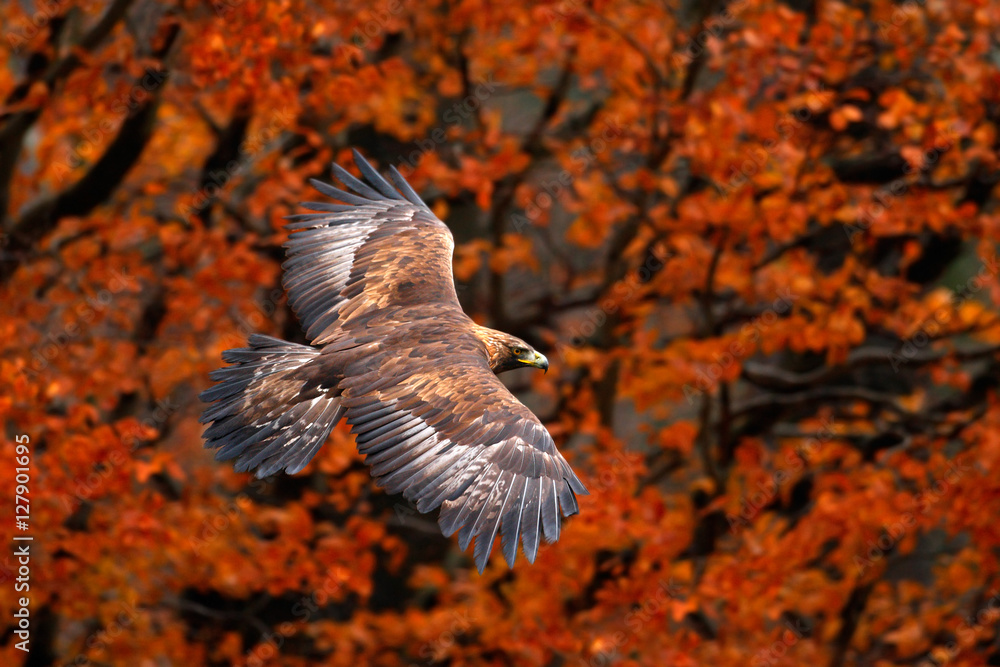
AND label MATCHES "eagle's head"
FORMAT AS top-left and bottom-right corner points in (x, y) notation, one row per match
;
(480, 330), (549, 375)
